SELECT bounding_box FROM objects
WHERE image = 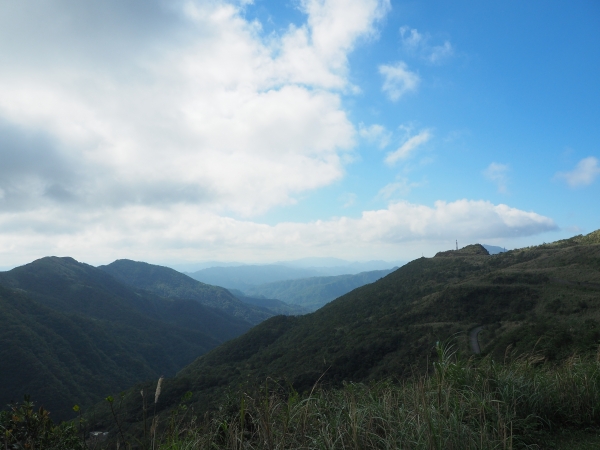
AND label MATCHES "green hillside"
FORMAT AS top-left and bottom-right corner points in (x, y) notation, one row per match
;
(88, 231), (600, 432)
(98, 259), (271, 324)
(244, 268), (396, 311)
(0, 257), (254, 420)
(228, 289), (309, 315)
